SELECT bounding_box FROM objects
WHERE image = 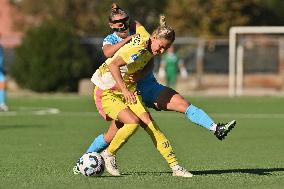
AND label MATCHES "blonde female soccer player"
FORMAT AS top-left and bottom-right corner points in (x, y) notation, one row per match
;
(86, 3), (236, 155)
(90, 15), (193, 177)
